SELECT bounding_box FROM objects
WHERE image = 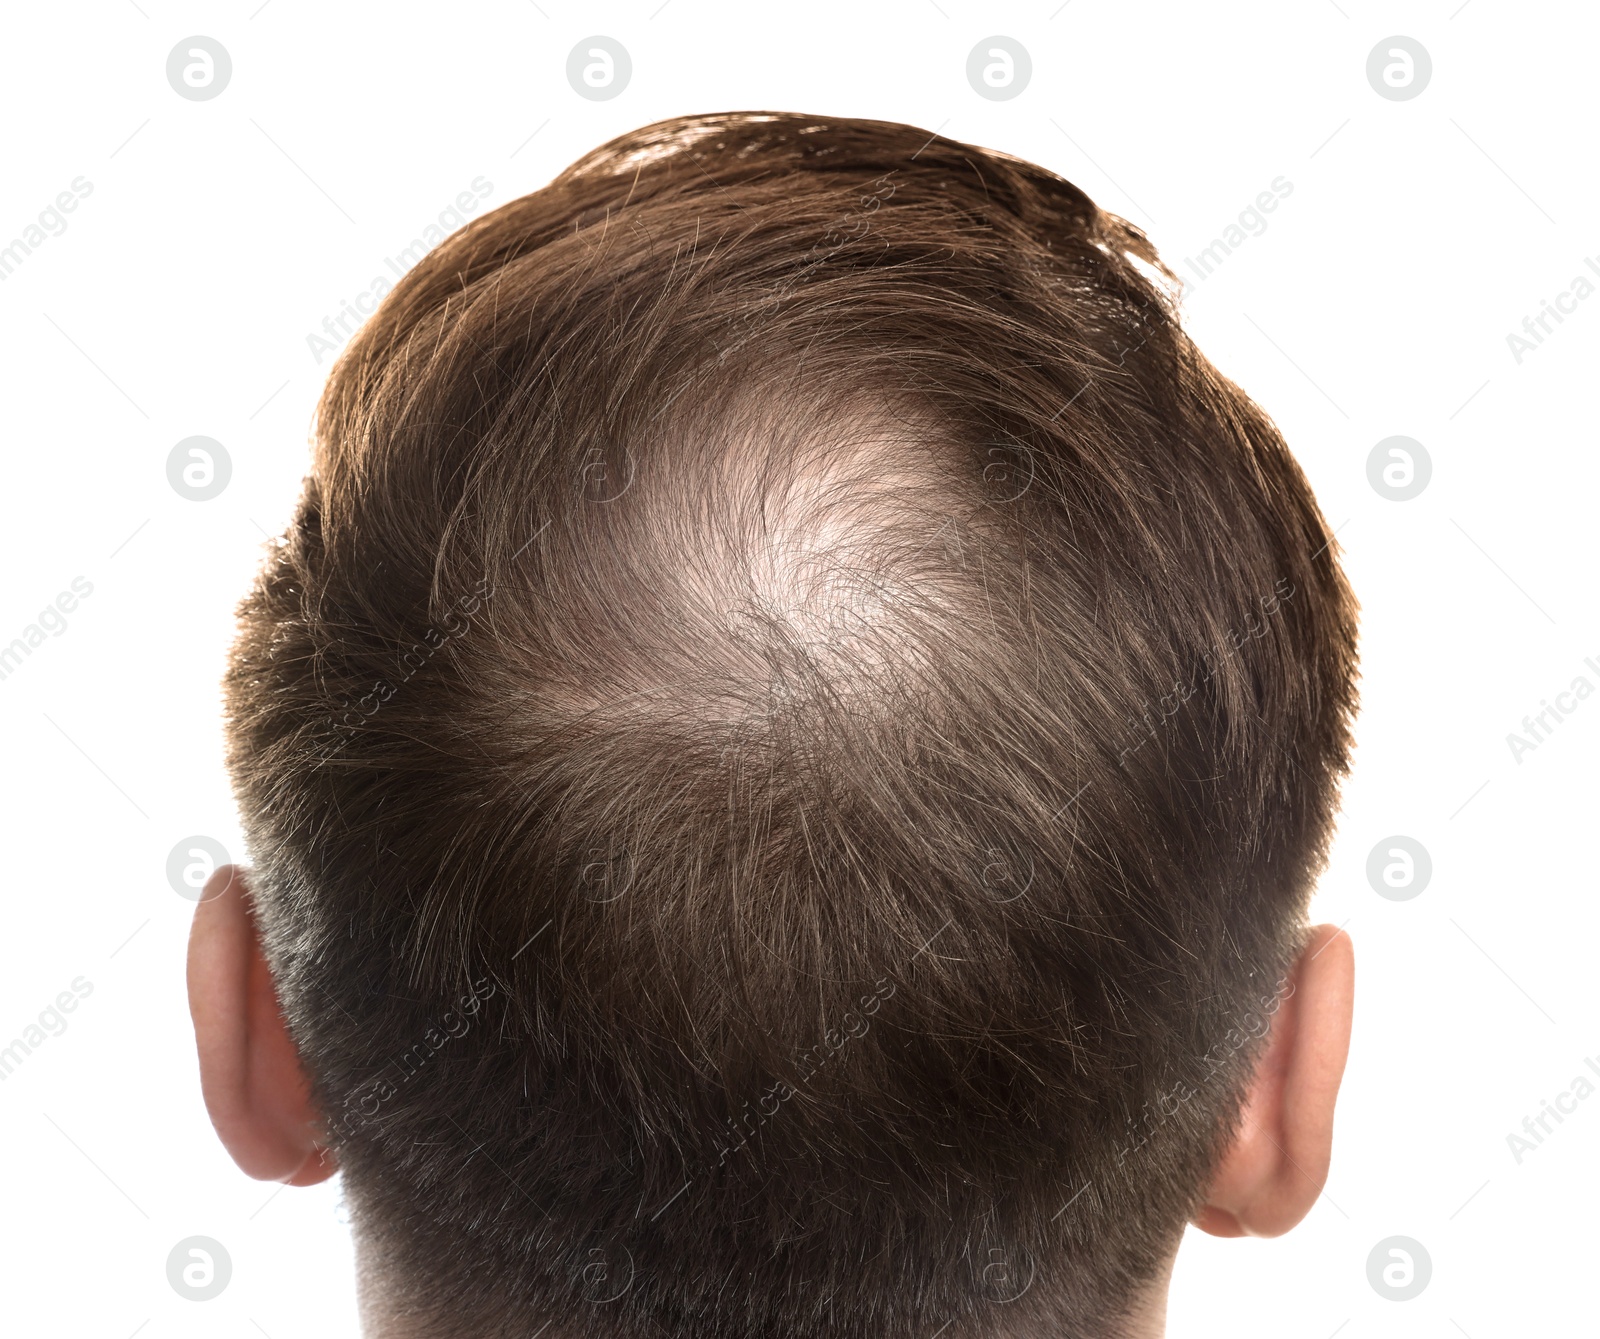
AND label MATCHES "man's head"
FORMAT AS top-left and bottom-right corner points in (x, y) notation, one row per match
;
(192, 112), (1359, 1338)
